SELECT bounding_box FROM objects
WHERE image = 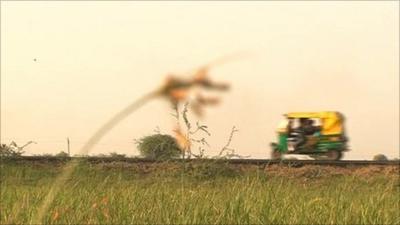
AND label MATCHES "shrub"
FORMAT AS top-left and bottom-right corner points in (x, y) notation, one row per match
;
(137, 134), (182, 160)
(55, 151), (69, 158)
(1, 141), (36, 157)
(109, 152), (126, 158)
(0, 144), (23, 157)
(373, 154), (388, 161)
(33, 153), (54, 157)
